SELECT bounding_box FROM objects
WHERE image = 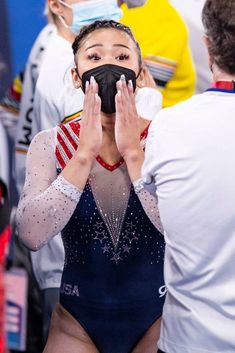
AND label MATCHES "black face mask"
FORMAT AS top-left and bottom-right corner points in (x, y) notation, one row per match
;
(79, 64), (138, 114)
